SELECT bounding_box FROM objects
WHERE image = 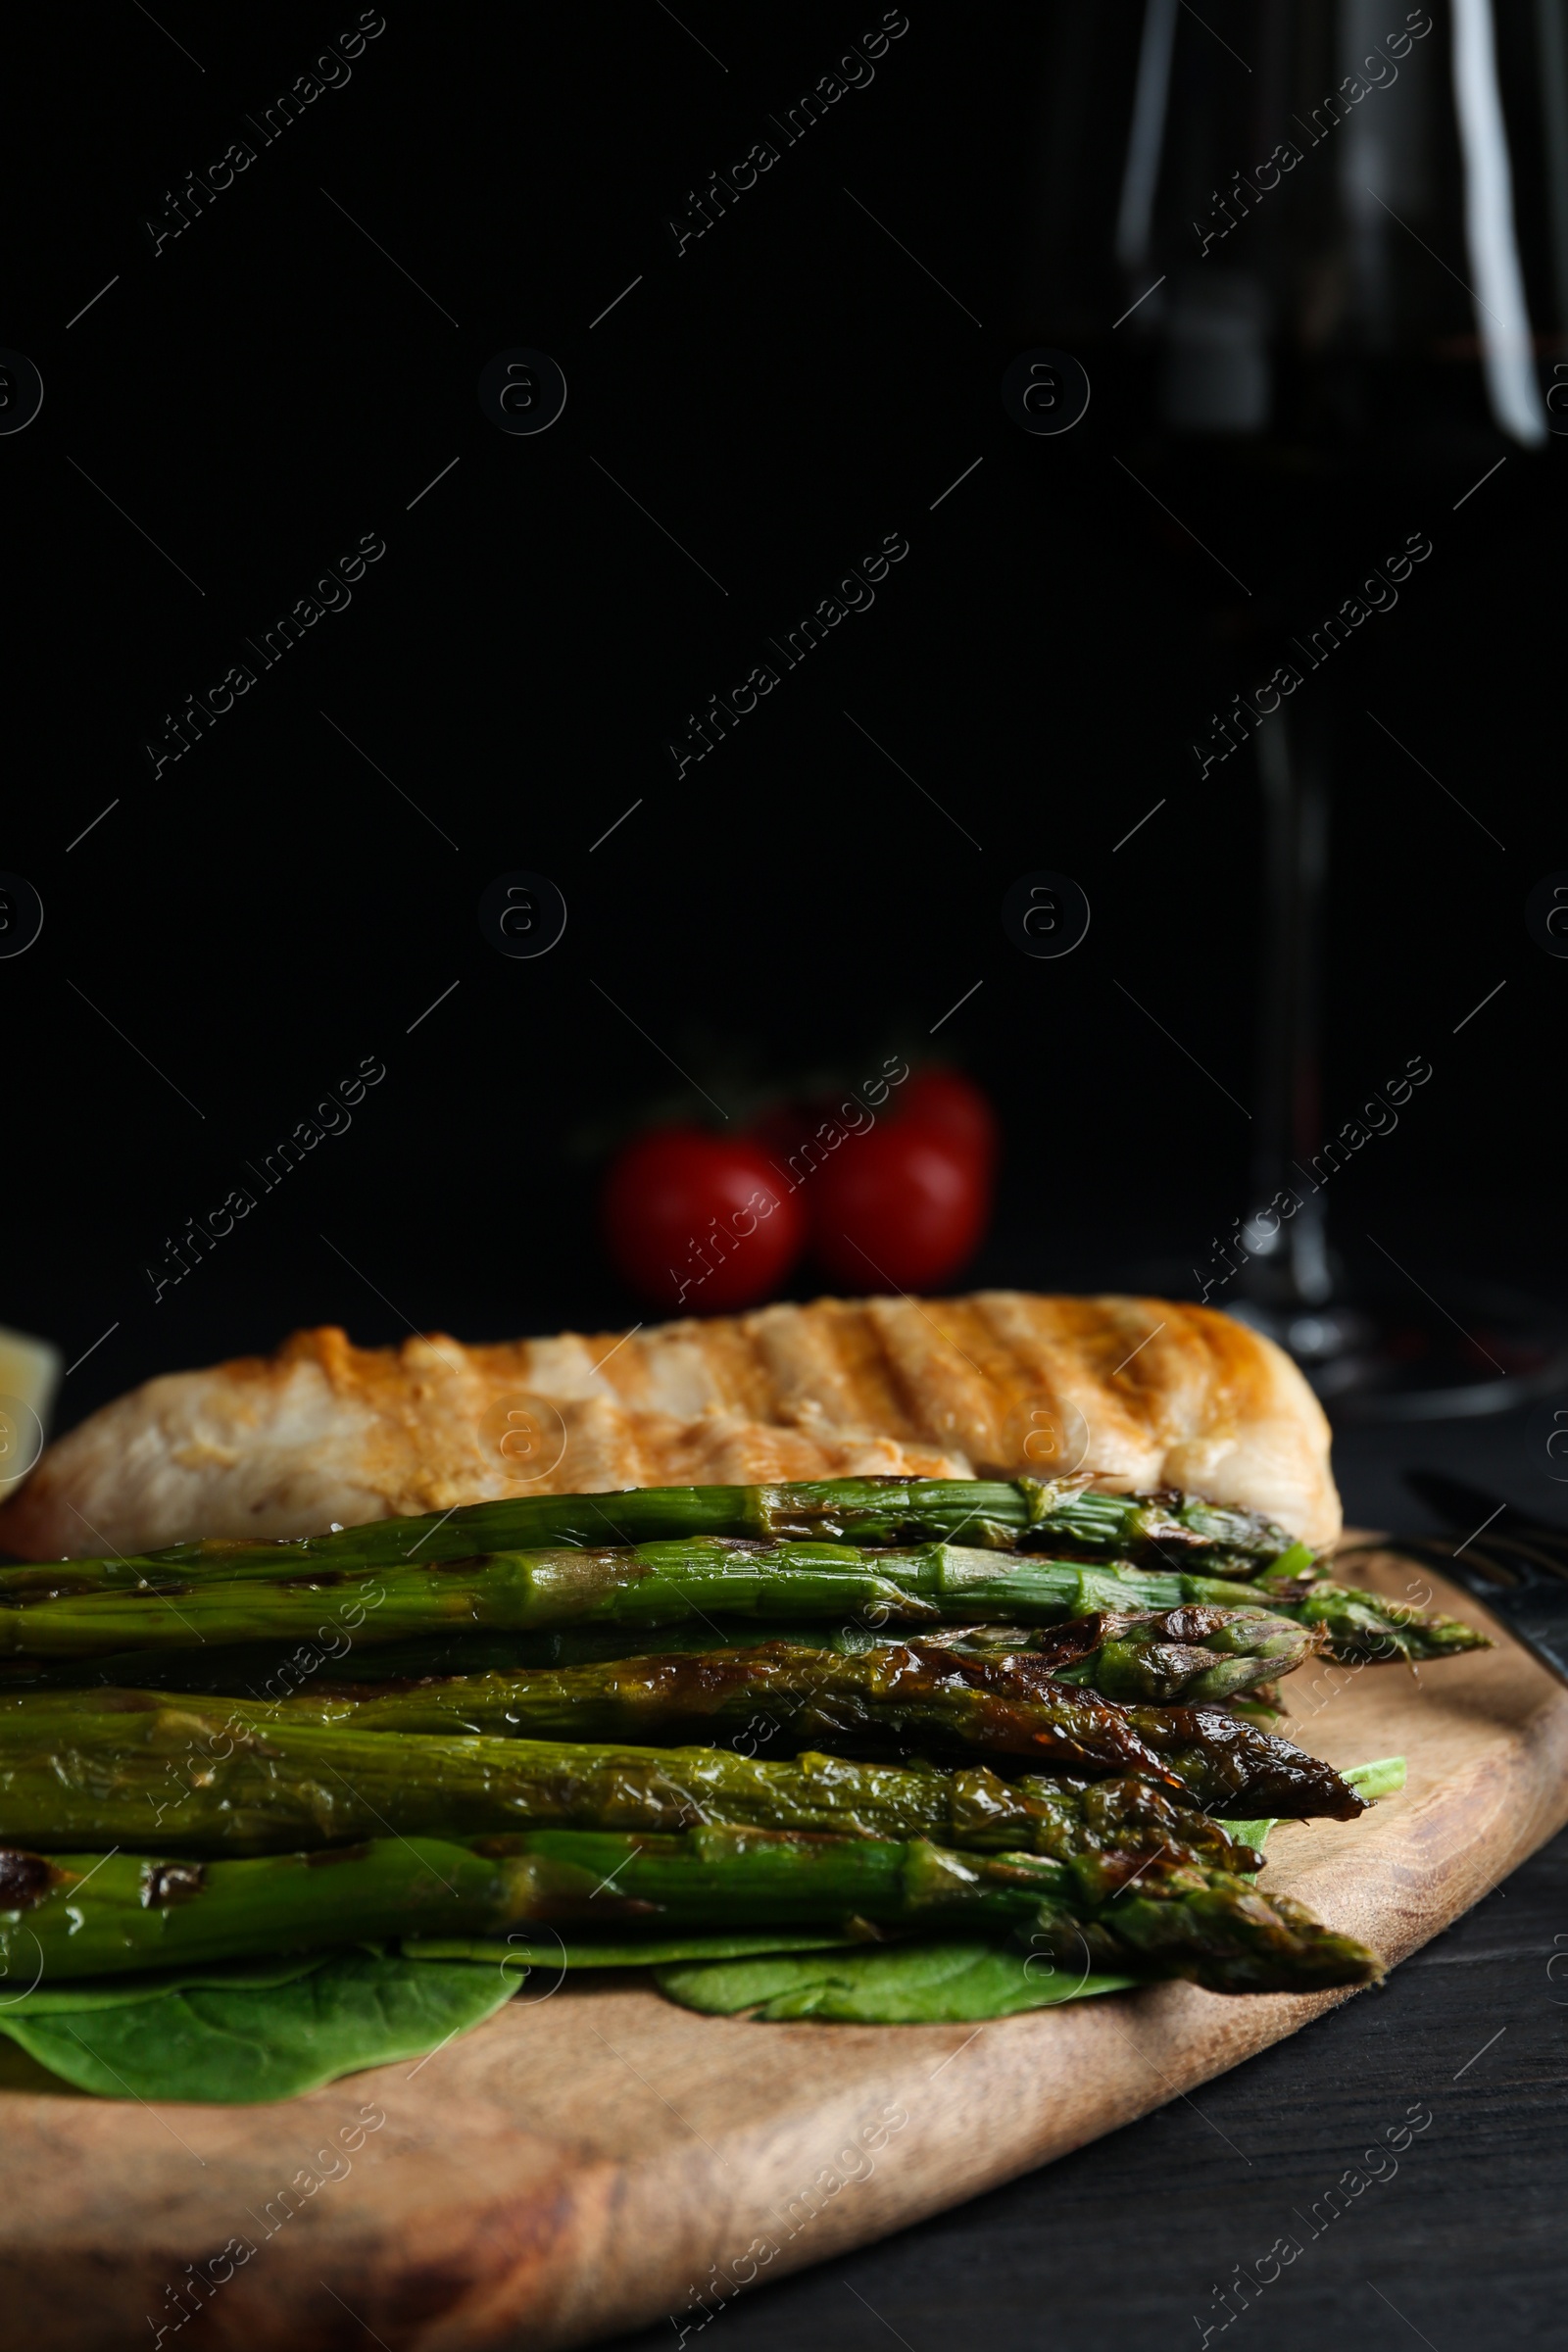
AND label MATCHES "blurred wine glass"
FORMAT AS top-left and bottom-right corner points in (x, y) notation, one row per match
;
(1019, 0), (1568, 1415)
